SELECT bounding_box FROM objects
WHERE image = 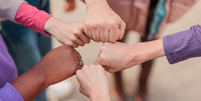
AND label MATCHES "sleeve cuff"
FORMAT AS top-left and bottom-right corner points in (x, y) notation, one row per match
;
(163, 25), (201, 64)
(0, 83), (24, 101)
(163, 35), (174, 64)
(15, 3), (52, 37)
